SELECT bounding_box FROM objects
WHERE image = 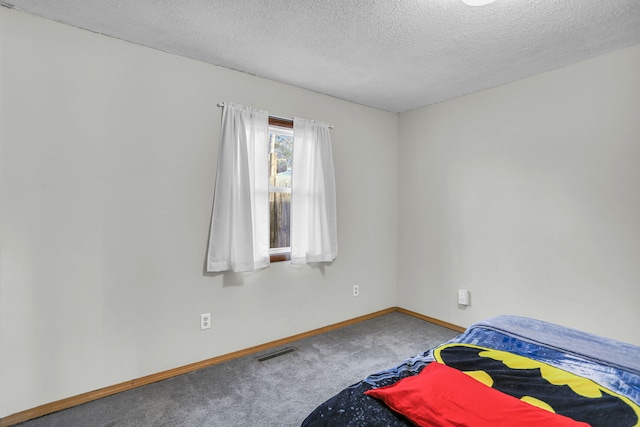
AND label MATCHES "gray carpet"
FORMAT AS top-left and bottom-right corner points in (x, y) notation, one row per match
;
(18, 312), (459, 427)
